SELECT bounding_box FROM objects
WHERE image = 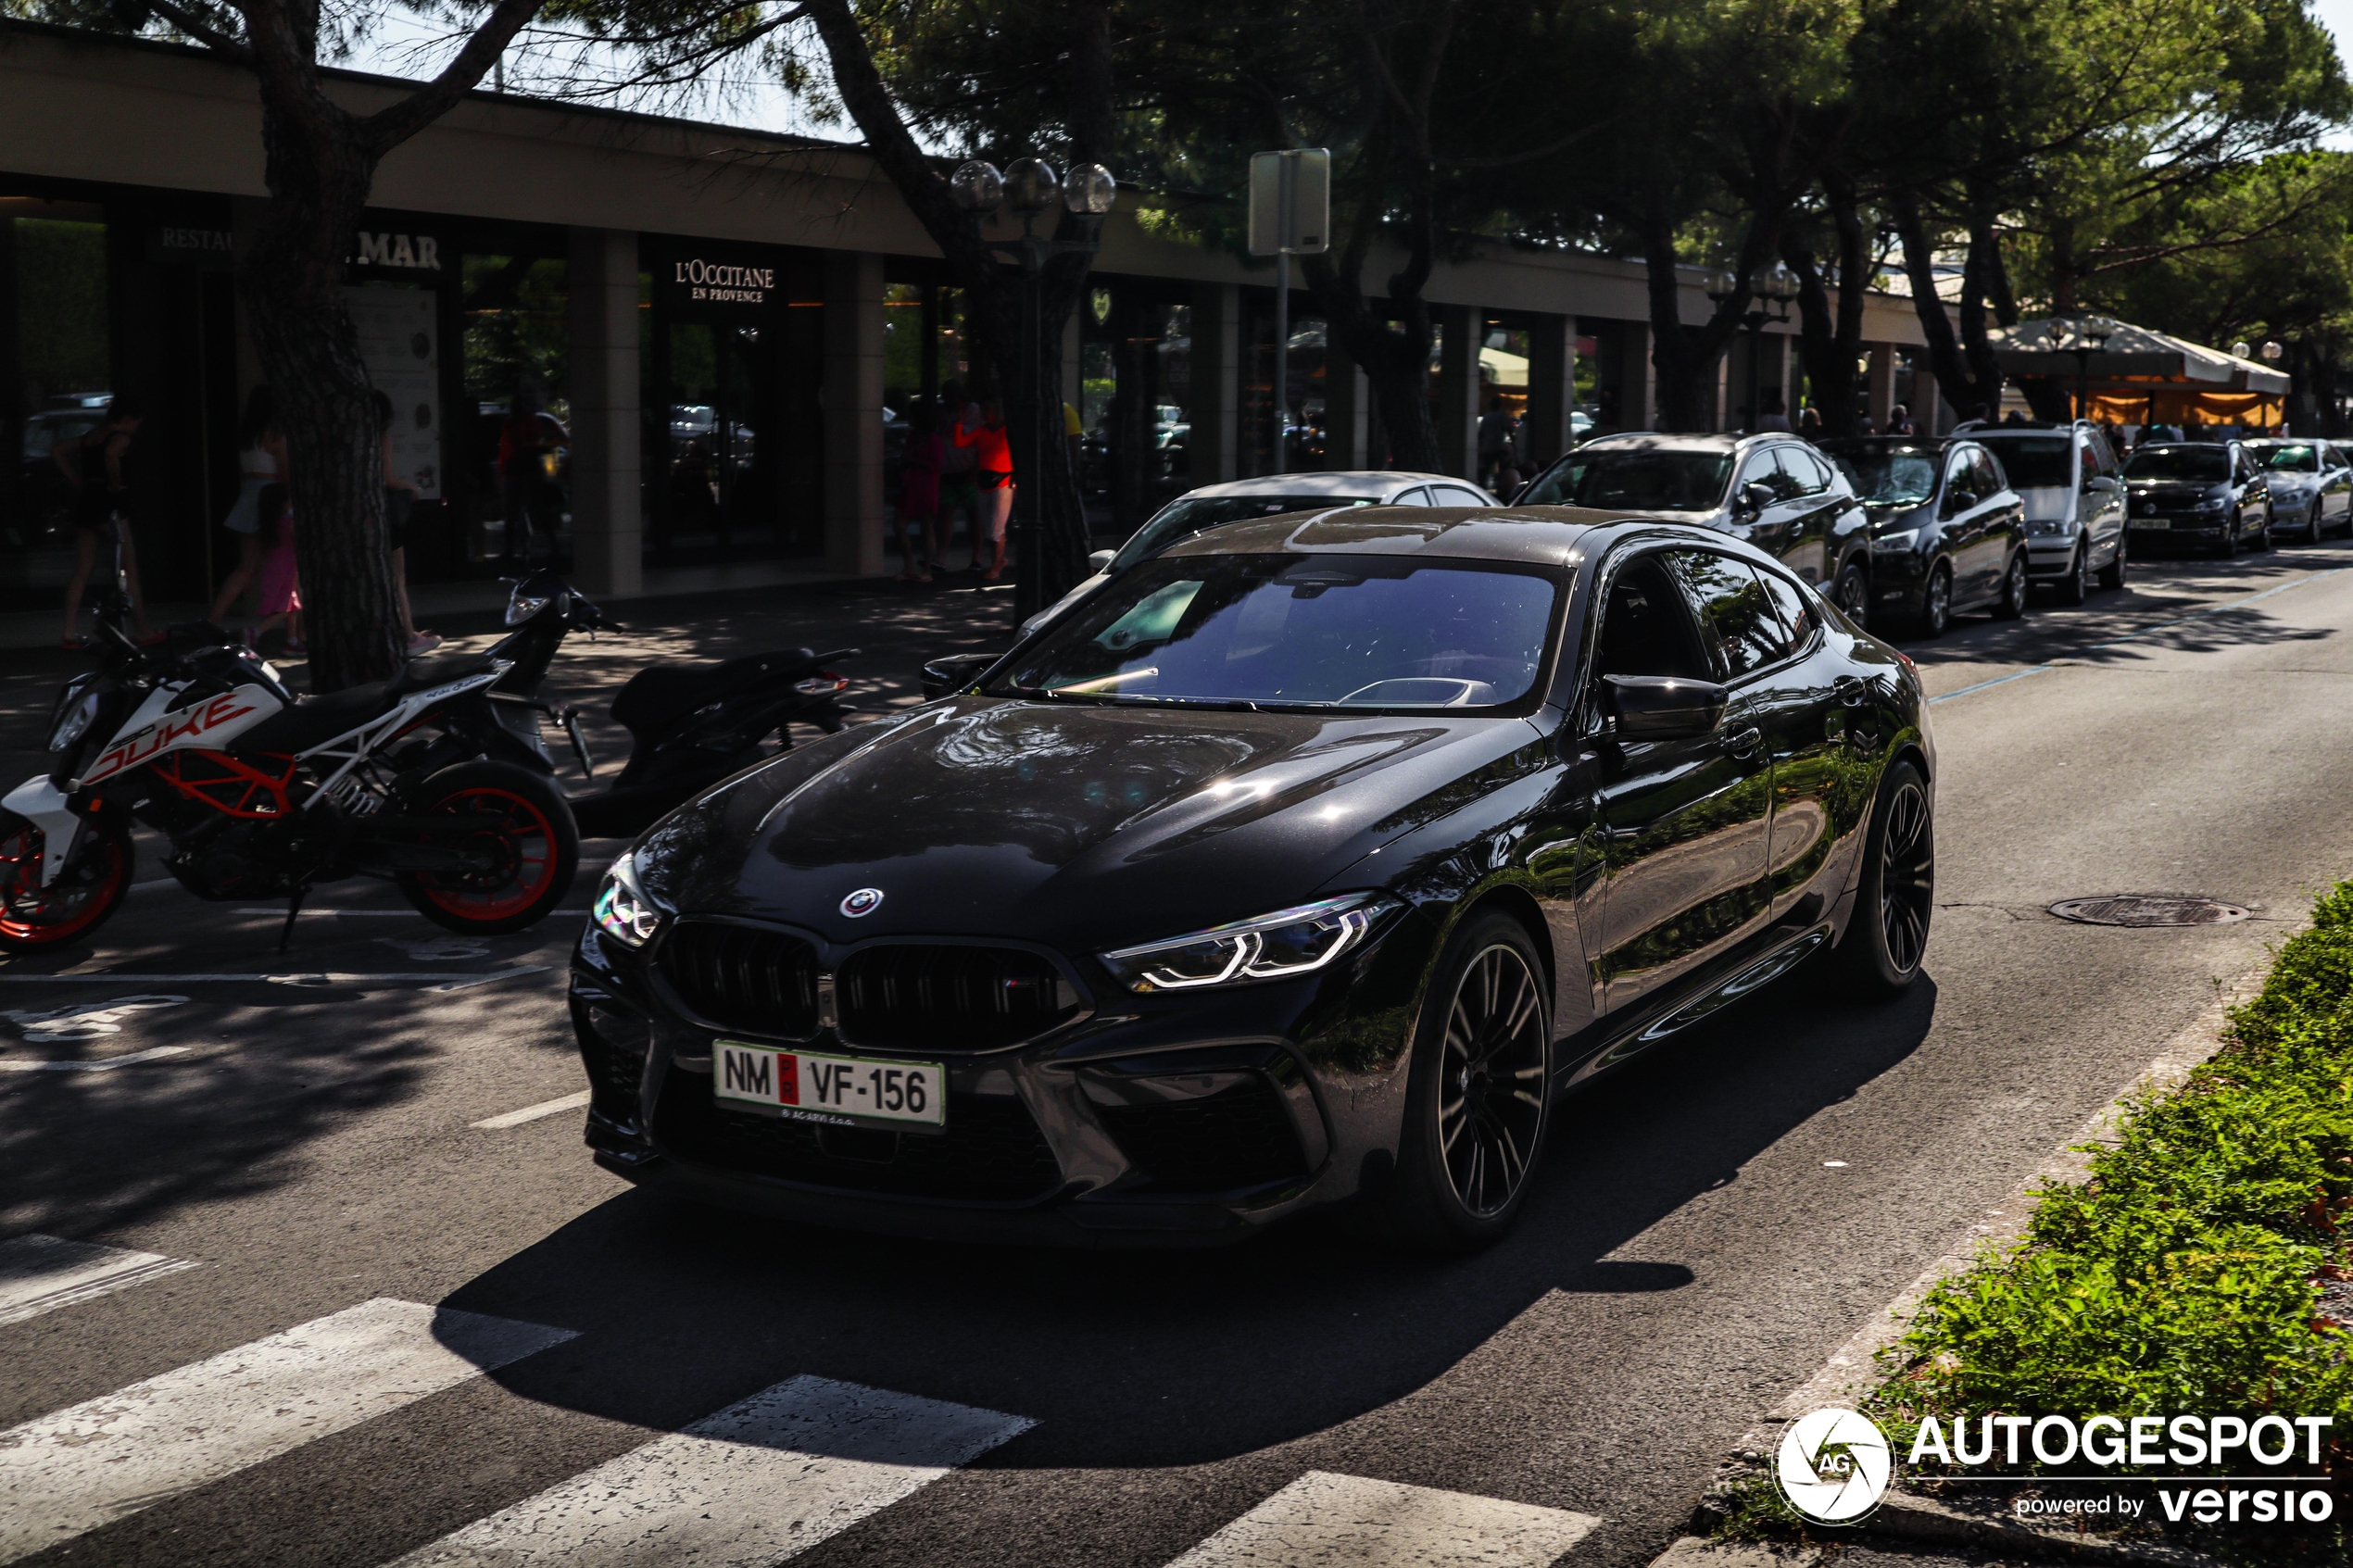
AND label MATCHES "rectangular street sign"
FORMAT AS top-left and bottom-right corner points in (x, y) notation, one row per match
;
(1249, 149), (1331, 257)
